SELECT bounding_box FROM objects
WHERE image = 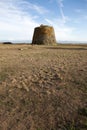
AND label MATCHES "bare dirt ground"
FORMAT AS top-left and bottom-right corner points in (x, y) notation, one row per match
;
(0, 44), (87, 130)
